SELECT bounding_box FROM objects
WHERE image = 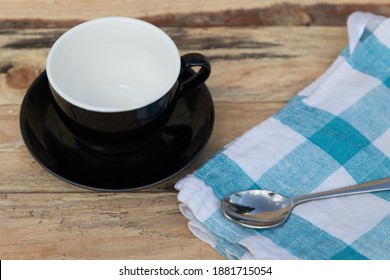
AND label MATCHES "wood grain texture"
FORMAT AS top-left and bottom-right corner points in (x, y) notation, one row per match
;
(0, 192), (221, 259)
(0, 0), (375, 259)
(0, 26), (346, 105)
(1, 0), (390, 27)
